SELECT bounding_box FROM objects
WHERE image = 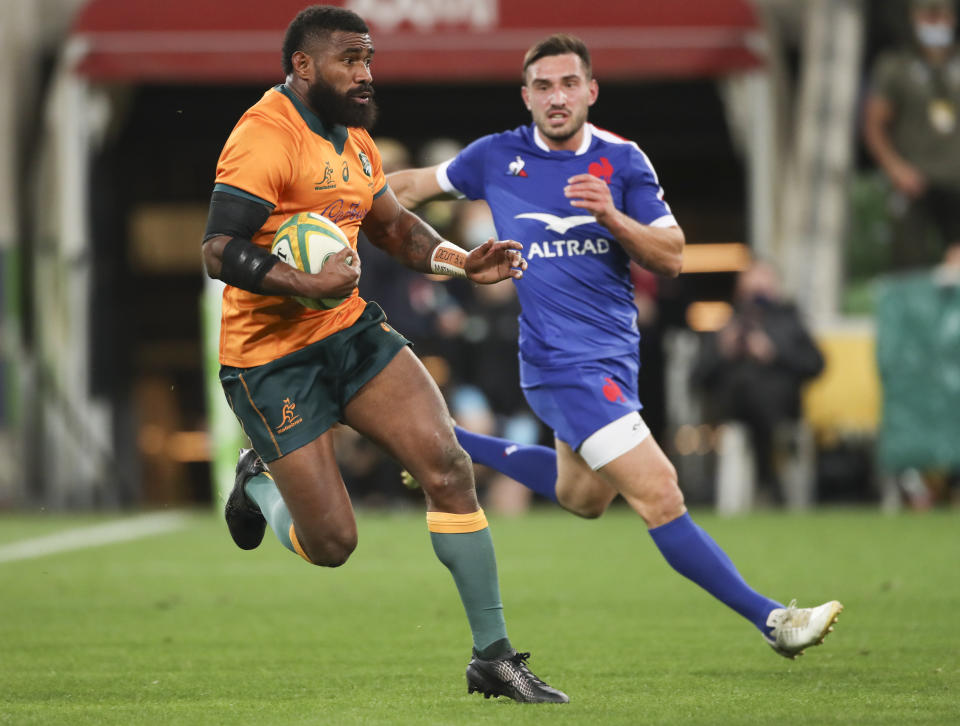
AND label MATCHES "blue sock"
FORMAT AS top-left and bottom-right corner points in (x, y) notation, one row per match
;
(649, 513), (783, 634)
(454, 425), (558, 502)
